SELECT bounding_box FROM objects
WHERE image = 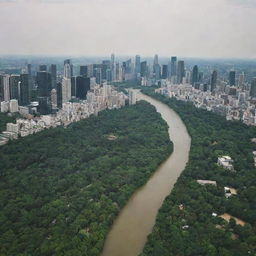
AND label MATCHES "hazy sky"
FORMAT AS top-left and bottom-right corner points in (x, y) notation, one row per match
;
(0, 0), (255, 58)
